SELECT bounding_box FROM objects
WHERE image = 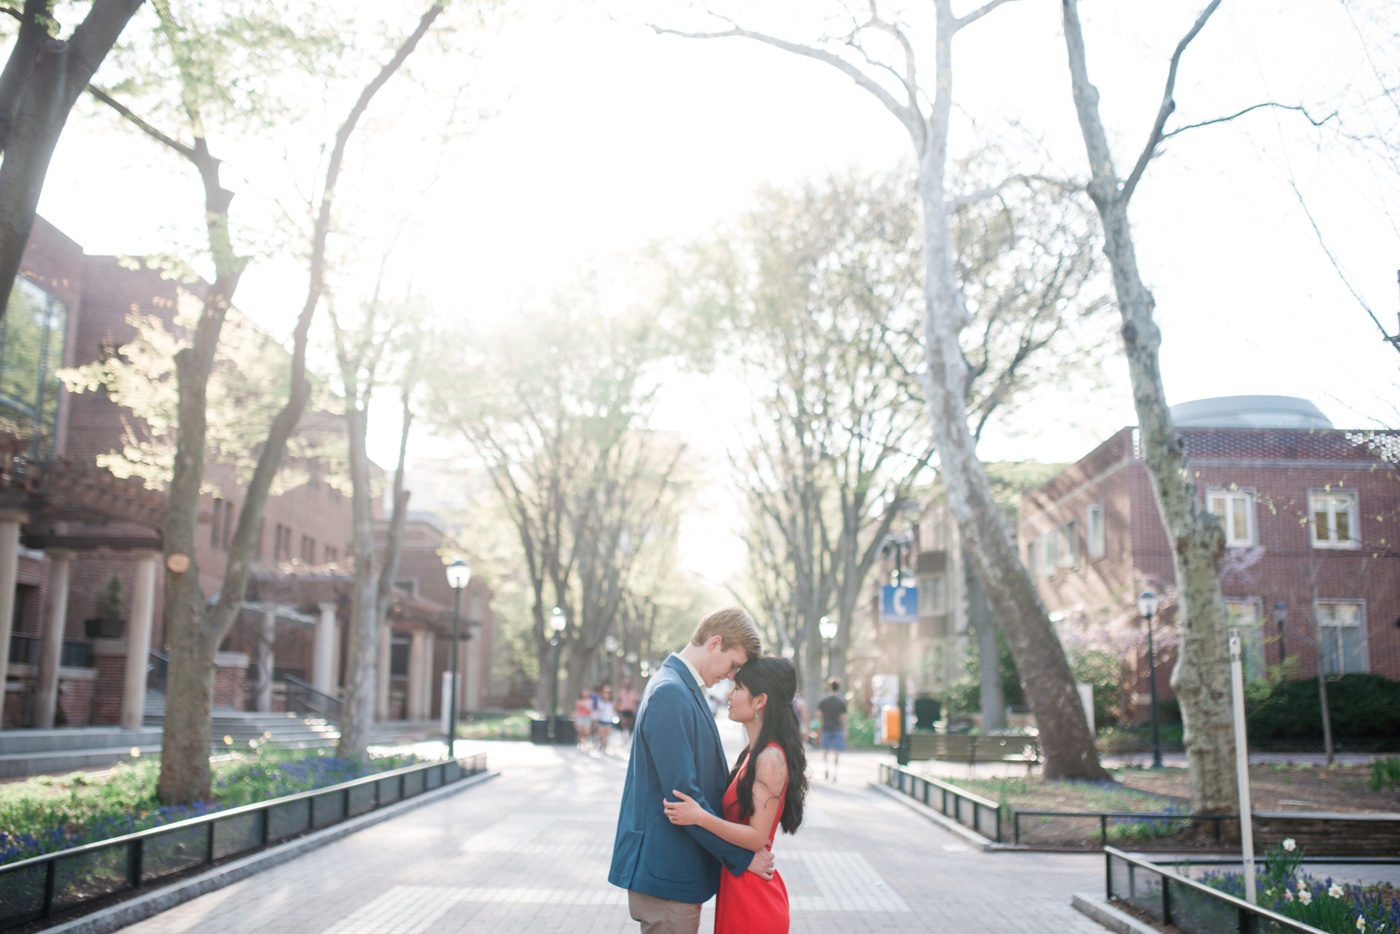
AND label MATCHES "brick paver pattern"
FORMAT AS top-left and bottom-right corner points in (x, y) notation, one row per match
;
(116, 738), (1111, 933)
